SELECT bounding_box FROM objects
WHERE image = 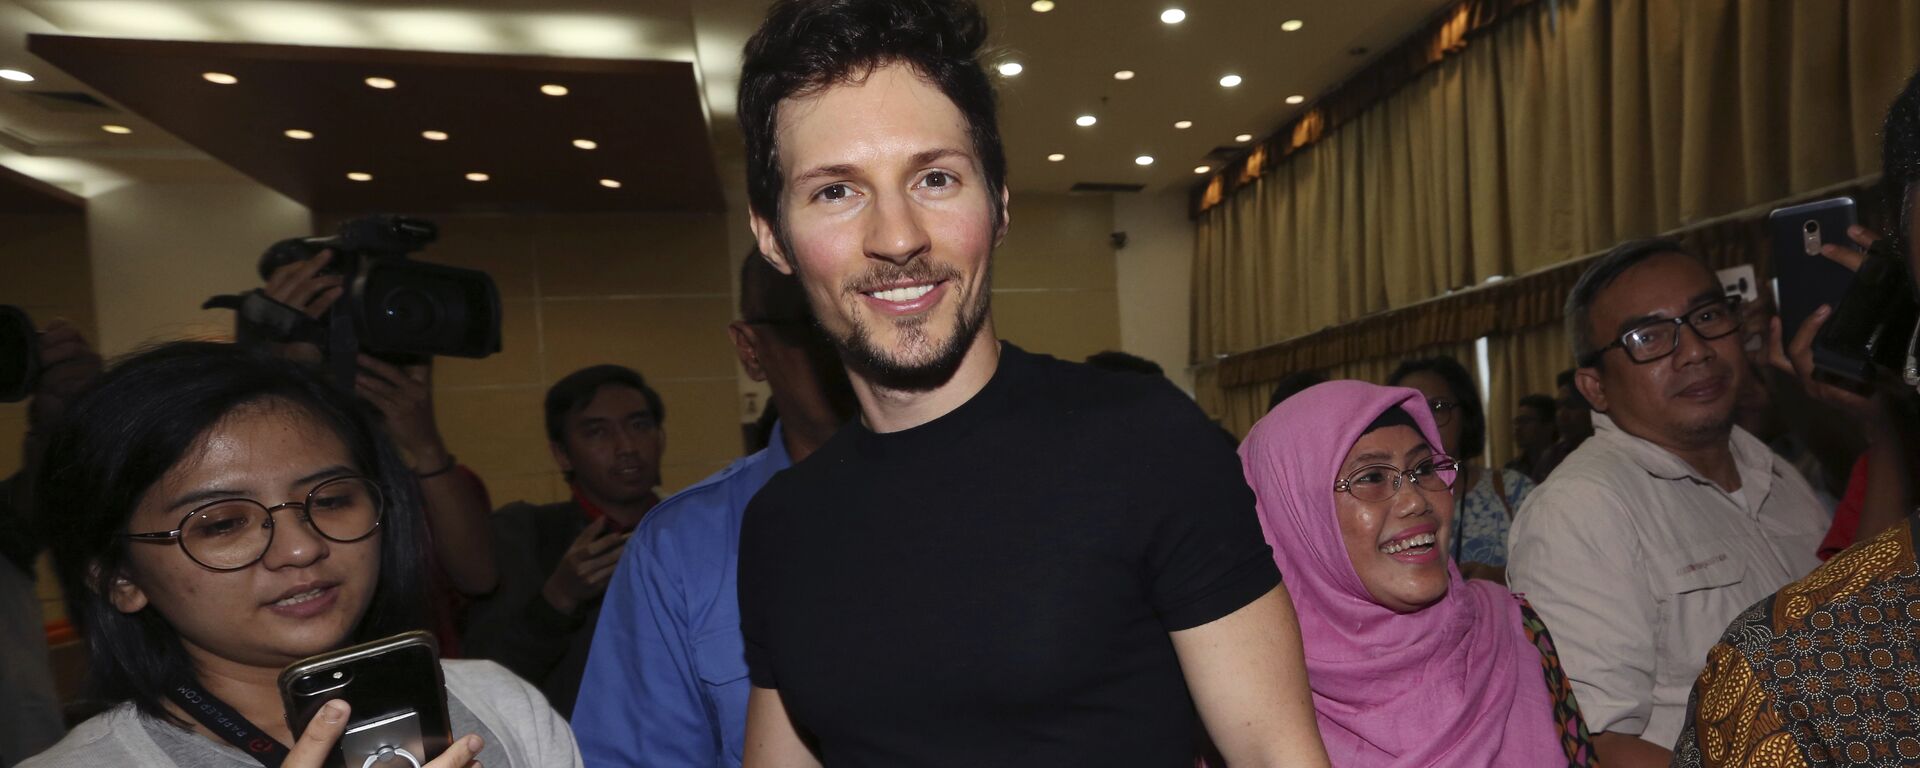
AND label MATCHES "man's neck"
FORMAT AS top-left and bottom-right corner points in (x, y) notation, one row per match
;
(775, 400), (843, 464)
(174, 643), (298, 746)
(851, 325), (1001, 434)
(578, 488), (658, 528)
(1618, 417), (1743, 491)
